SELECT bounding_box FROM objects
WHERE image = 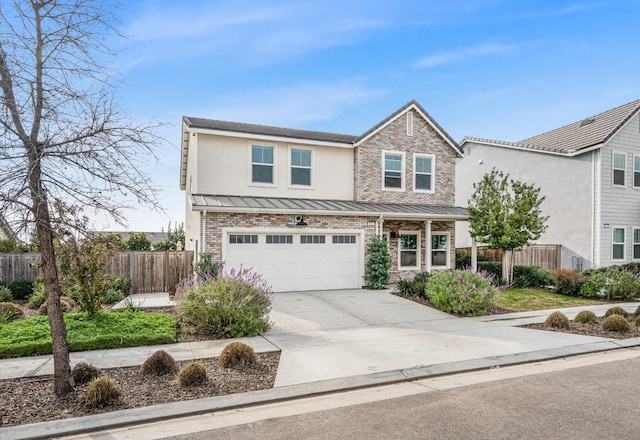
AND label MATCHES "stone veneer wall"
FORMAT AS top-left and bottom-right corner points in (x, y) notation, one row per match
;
(354, 109), (457, 205)
(202, 211), (455, 284)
